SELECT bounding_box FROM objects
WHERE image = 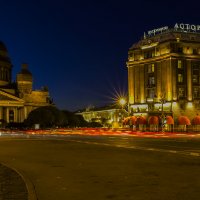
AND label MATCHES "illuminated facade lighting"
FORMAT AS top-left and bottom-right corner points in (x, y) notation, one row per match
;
(127, 24), (200, 120)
